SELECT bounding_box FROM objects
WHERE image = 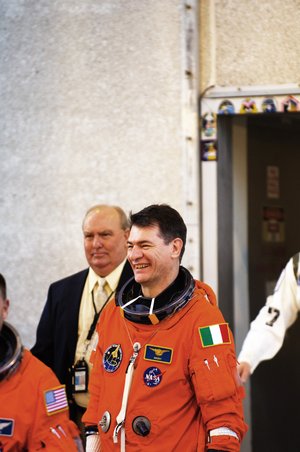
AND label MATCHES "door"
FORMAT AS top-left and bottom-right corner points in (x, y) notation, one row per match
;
(247, 113), (300, 452)
(217, 112), (300, 452)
